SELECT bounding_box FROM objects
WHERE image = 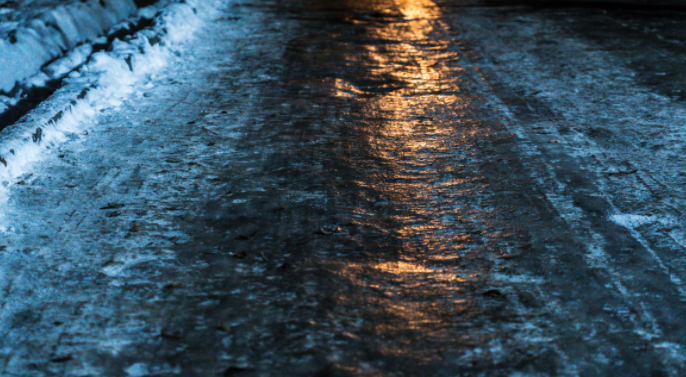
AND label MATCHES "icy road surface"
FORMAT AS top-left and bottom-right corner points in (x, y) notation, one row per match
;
(2, 0), (686, 376)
